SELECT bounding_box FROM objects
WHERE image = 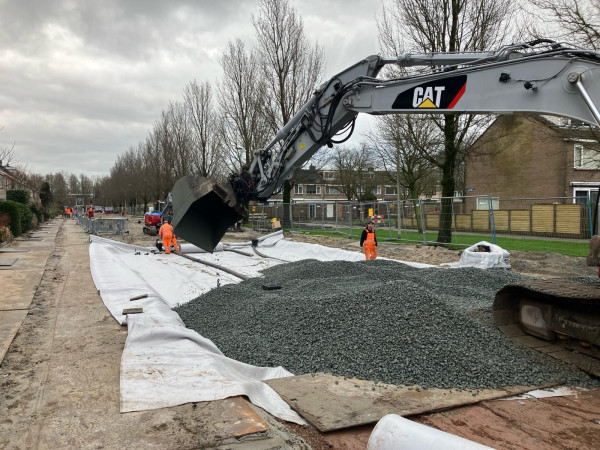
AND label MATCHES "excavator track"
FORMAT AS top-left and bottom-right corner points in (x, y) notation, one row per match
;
(494, 279), (600, 377)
